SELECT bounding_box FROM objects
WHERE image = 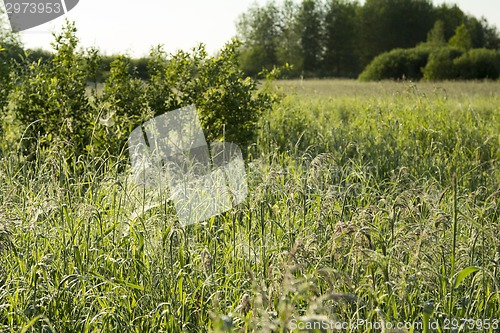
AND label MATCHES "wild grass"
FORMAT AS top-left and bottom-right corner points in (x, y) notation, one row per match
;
(0, 80), (499, 332)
